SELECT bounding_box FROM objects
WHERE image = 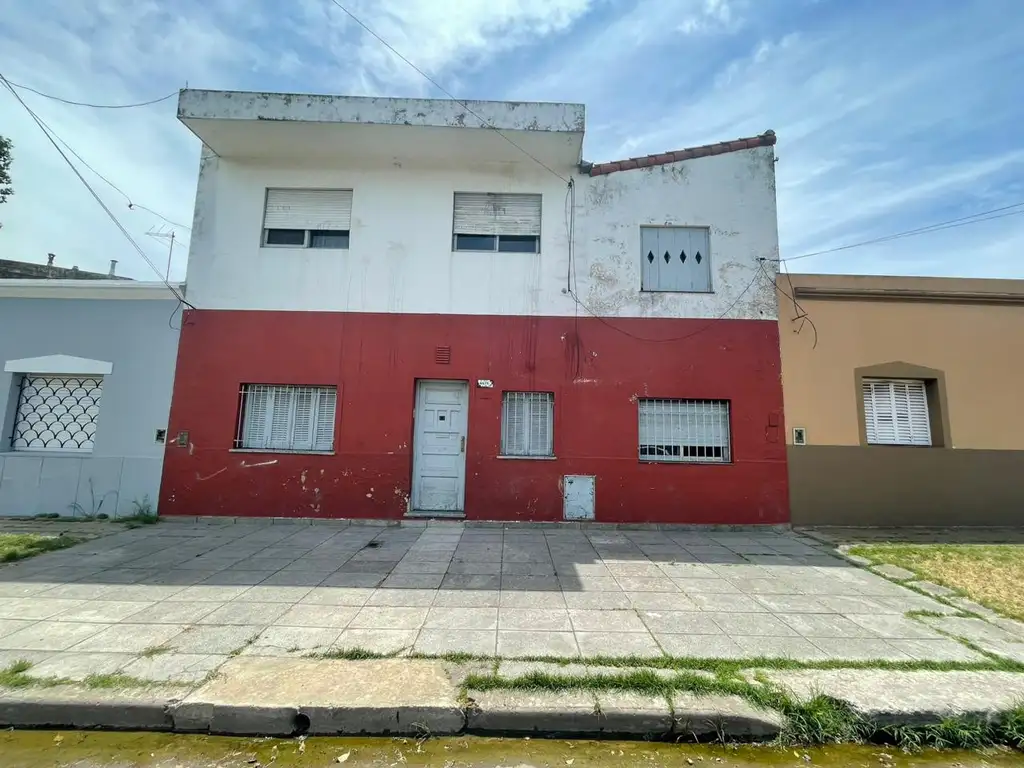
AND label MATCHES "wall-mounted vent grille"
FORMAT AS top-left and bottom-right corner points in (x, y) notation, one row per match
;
(435, 346), (451, 365)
